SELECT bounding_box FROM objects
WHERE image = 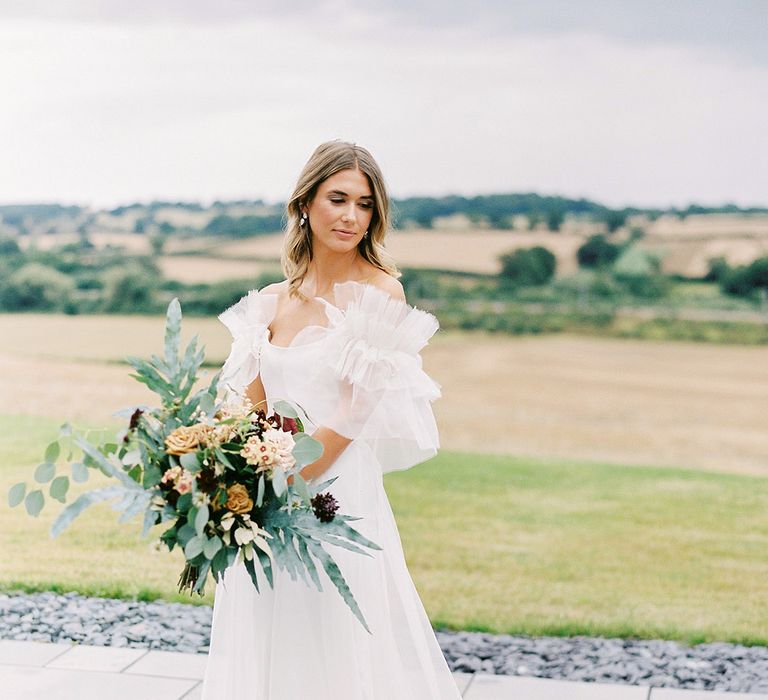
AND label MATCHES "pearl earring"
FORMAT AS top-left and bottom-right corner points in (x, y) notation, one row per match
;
(299, 212), (307, 226)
